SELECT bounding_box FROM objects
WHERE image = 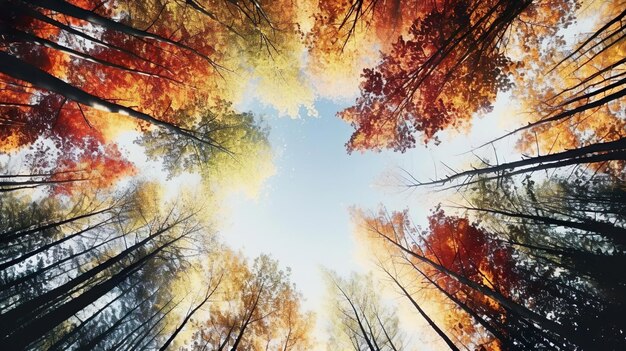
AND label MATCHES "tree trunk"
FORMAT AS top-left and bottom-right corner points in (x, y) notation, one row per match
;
(2, 229), (188, 349)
